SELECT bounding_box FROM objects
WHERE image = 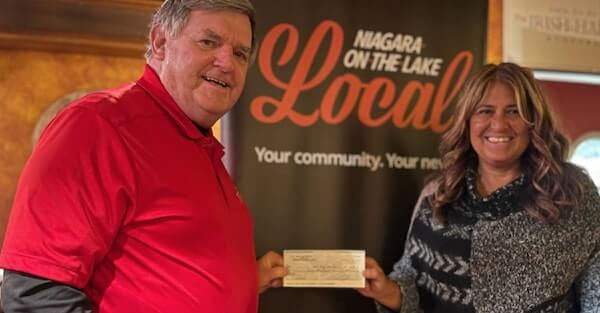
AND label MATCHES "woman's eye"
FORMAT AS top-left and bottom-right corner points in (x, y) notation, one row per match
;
(507, 108), (519, 115)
